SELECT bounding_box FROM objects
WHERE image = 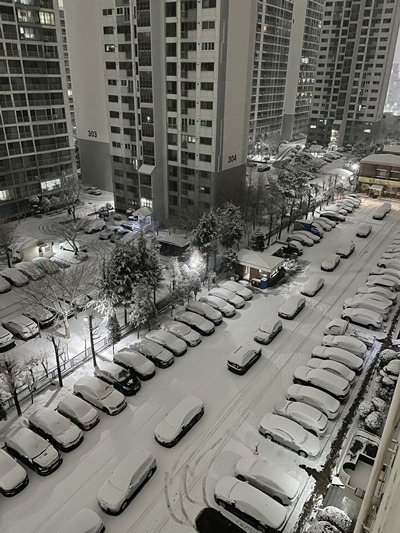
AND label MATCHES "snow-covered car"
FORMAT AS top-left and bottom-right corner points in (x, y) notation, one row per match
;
(160, 320), (201, 347)
(0, 268), (29, 287)
(208, 287), (245, 308)
(344, 296), (390, 318)
(311, 346), (363, 373)
(227, 343), (262, 374)
(87, 187), (102, 195)
(384, 246), (400, 253)
(336, 241), (355, 258)
(174, 310), (215, 336)
(376, 258), (400, 269)
(344, 196), (360, 207)
(368, 270), (400, 288)
(2, 314), (39, 340)
(85, 219), (107, 234)
(214, 475), (288, 533)
(335, 201), (354, 213)
(23, 305), (56, 328)
(220, 280), (253, 300)
(273, 400), (328, 437)
(185, 301), (223, 325)
(99, 227), (114, 240)
(28, 407), (83, 452)
(113, 348), (156, 380)
(0, 449), (29, 496)
(154, 395), (204, 447)
(0, 276), (11, 293)
(381, 252), (400, 261)
(293, 366), (350, 401)
(145, 329), (187, 356)
(321, 335), (367, 358)
(94, 361), (141, 396)
(0, 325), (15, 350)
(306, 358), (356, 384)
(110, 228), (131, 243)
(341, 307), (383, 330)
(254, 318), (283, 345)
(366, 275), (397, 291)
(234, 455), (300, 506)
(287, 233), (314, 247)
(73, 376), (127, 415)
(301, 276), (325, 297)
(198, 295), (236, 317)
(278, 295), (306, 319)
(131, 339), (175, 368)
(319, 211), (345, 222)
(356, 223), (372, 238)
(32, 256), (59, 274)
(312, 218), (332, 231)
(59, 240), (81, 252)
(286, 384), (340, 420)
(382, 201), (391, 213)
(383, 359), (400, 379)
(315, 216), (336, 228)
(321, 254), (340, 272)
(97, 447), (156, 514)
(356, 285), (397, 302)
(372, 207), (386, 220)
(14, 262), (44, 281)
(58, 509), (104, 533)
(369, 272), (400, 290)
(293, 230), (321, 244)
(259, 413), (320, 457)
(5, 427), (62, 476)
(56, 393), (100, 431)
